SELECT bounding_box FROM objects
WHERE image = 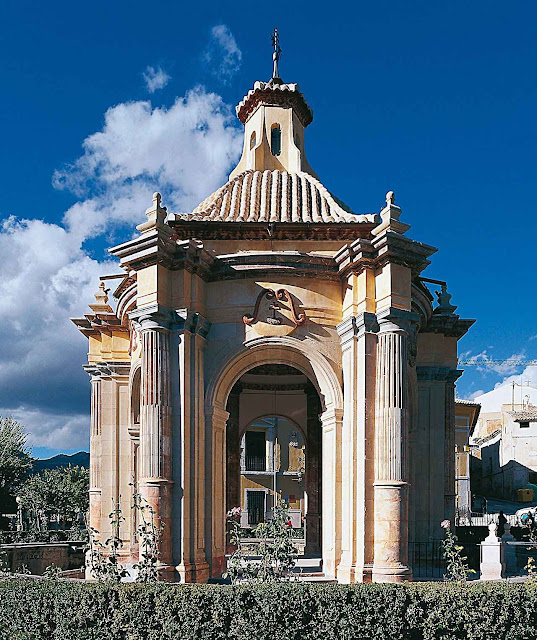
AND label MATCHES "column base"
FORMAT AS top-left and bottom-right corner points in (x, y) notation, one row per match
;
(175, 562), (210, 583)
(371, 564), (412, 583)
(336, 564), (372, 583)
(210, 554), (227, 578)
